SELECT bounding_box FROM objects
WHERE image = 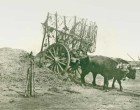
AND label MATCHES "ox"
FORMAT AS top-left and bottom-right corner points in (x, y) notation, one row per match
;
(80, 55), (130, 91)
(111, 58), (136, 89)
